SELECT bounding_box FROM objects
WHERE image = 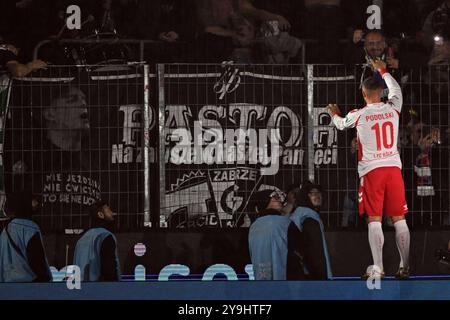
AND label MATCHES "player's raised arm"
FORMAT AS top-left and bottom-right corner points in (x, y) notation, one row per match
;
(371, 59), (403, 113)
(327, 104), (361, 131)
